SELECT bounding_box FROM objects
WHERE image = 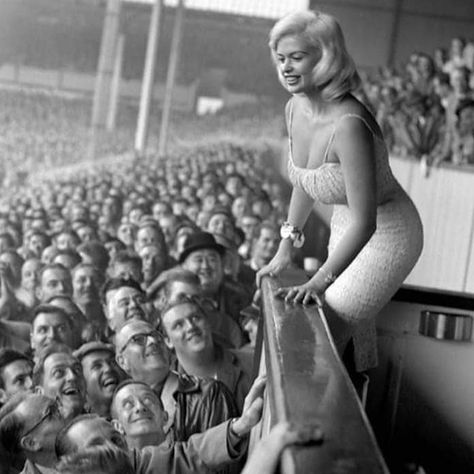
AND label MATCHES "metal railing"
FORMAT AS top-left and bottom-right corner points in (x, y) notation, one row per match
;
(250, 269), (389, 473)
